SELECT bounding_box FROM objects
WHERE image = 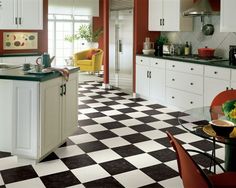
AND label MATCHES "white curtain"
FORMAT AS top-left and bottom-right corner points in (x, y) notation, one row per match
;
(48, 0), (99, 16)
